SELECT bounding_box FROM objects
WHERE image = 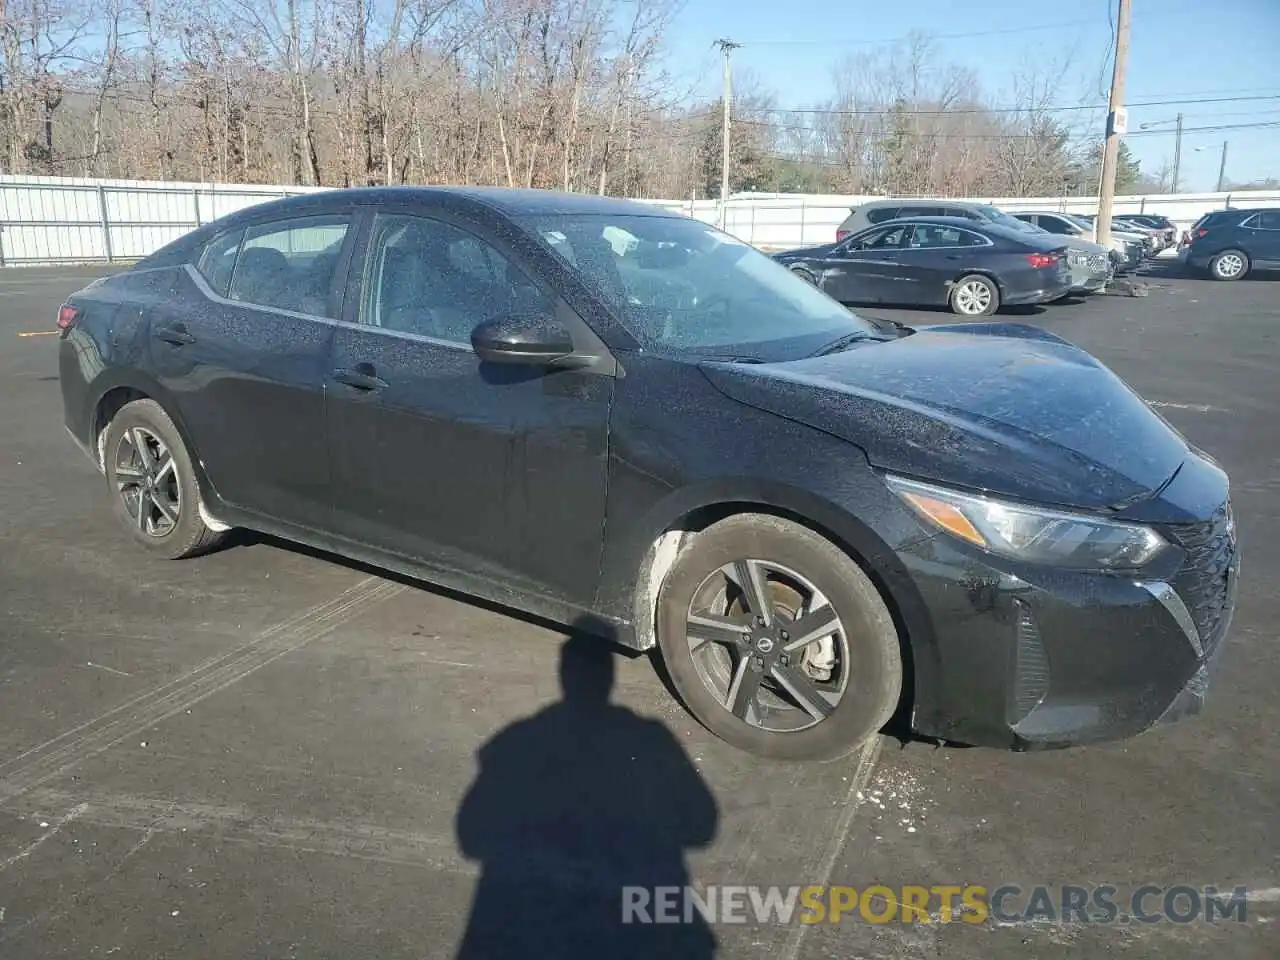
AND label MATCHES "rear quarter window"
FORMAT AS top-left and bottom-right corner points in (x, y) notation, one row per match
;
(896, 205), (945, 218)
(866, 206), (902, 224)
